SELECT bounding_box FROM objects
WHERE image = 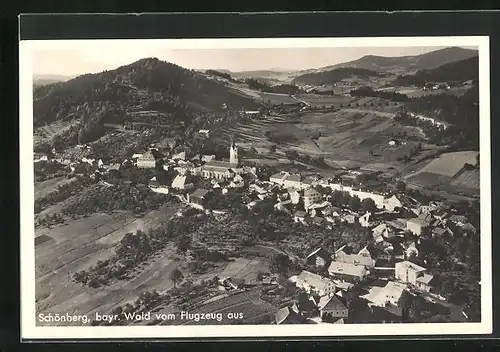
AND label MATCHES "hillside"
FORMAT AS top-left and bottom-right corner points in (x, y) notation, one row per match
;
(299, 47), (478, 75)
(292, 67), (381, 85)
(392, 56), (479, 87)
(33, 58), (261, 145)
